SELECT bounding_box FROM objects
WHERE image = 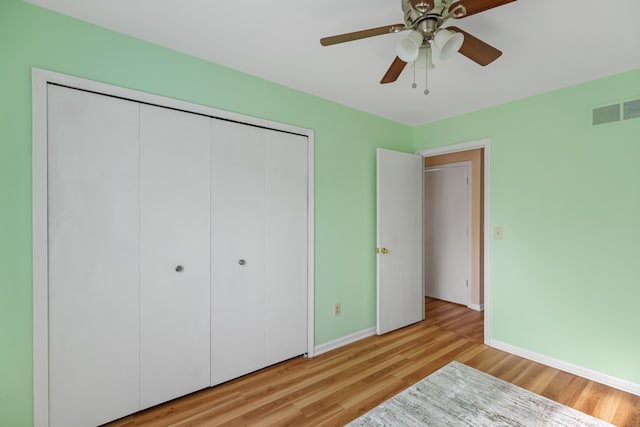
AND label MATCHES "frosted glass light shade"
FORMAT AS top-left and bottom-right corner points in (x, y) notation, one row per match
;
(434, 29), (464, 60)
(426, 46), (435, 69)
(415, 46), (435, 70)
(396, 30), (423, 63)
